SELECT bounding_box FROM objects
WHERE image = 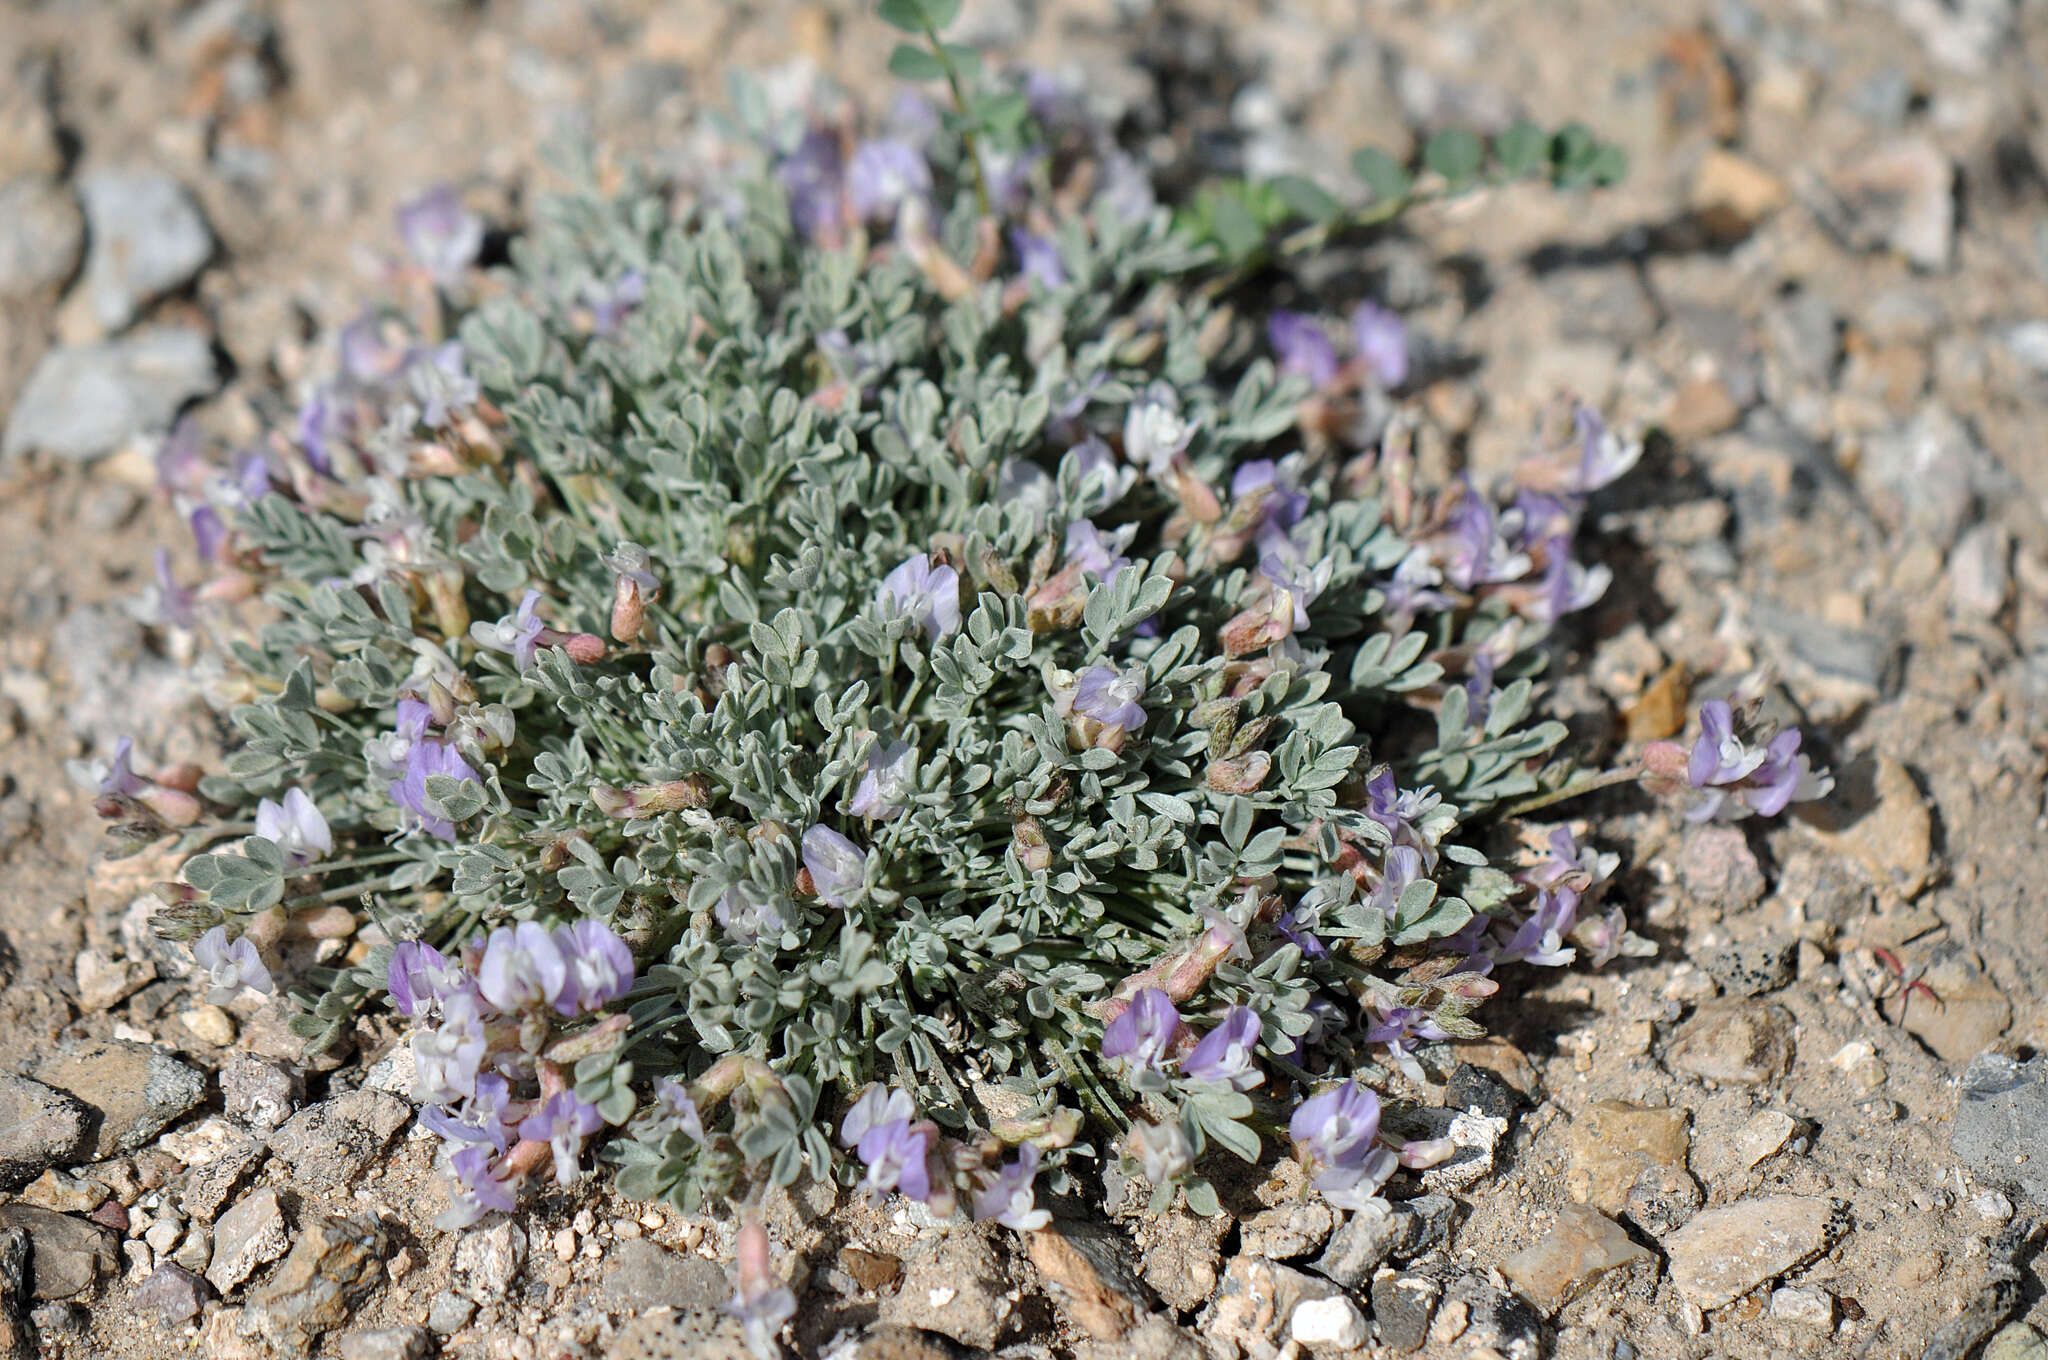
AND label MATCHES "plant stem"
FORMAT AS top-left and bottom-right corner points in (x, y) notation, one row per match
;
(1498, 766), (1644, 818)
(926, 28), (991, 217)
